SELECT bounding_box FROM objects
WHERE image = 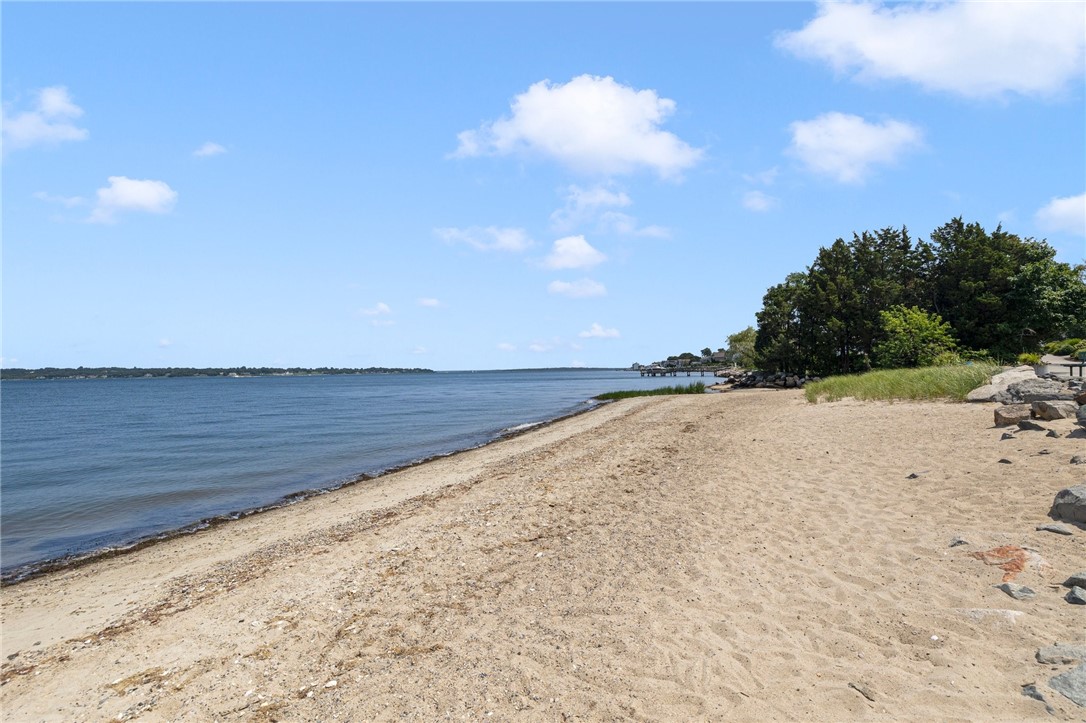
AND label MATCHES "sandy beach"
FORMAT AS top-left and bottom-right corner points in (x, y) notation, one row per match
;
(2, 389), (1084, 721)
